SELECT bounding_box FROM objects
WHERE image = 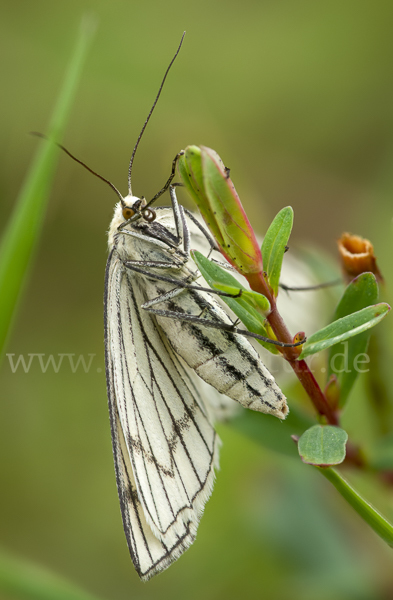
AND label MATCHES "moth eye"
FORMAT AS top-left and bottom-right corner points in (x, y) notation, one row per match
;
(142, 209), (156, 223)
(122, 207), (135, 220)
